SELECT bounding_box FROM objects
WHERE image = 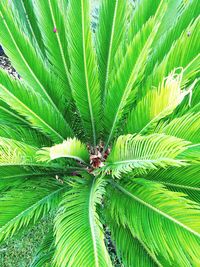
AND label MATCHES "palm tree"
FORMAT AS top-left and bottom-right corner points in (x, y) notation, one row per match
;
(0, 0), (199, 266)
